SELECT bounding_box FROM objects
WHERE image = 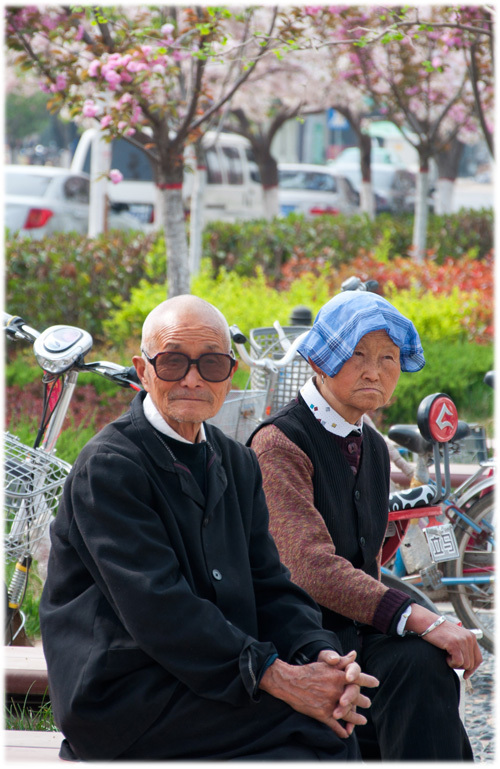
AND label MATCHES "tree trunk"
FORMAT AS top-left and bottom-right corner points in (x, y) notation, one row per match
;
(159, 186), (190, 297)
(251, 140), (279, 219)
(263, 185), (279, 218)
(189, 143), (207, 276)
(435, 179), (454, 215)
(434, 138), (464, 214)
(359, 132), (375, 219)
(412, 158), (431, 263)
(88, 131), (111, 236)
(158, 146), (190, 297)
